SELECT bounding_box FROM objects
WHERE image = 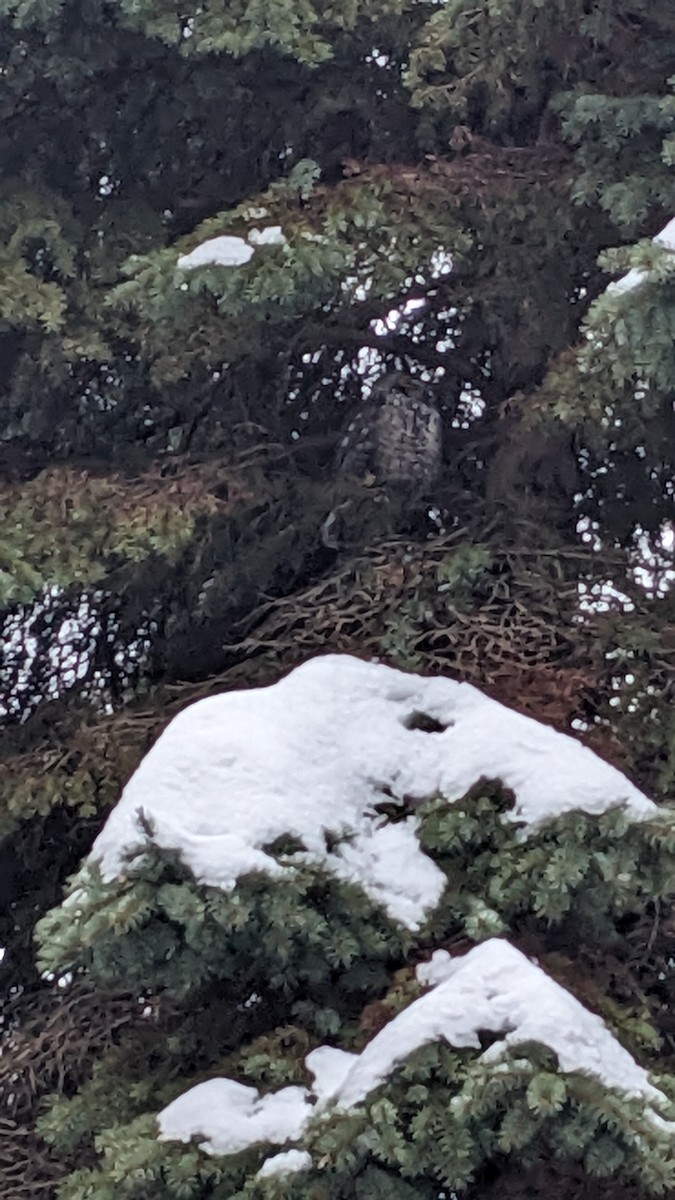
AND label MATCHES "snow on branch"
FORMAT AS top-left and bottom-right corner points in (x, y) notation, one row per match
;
(91, 655), (654, 931)
(176, 226), (287, 270)
(157, 938), (674, 1167)
(605, 217), (675, 296)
